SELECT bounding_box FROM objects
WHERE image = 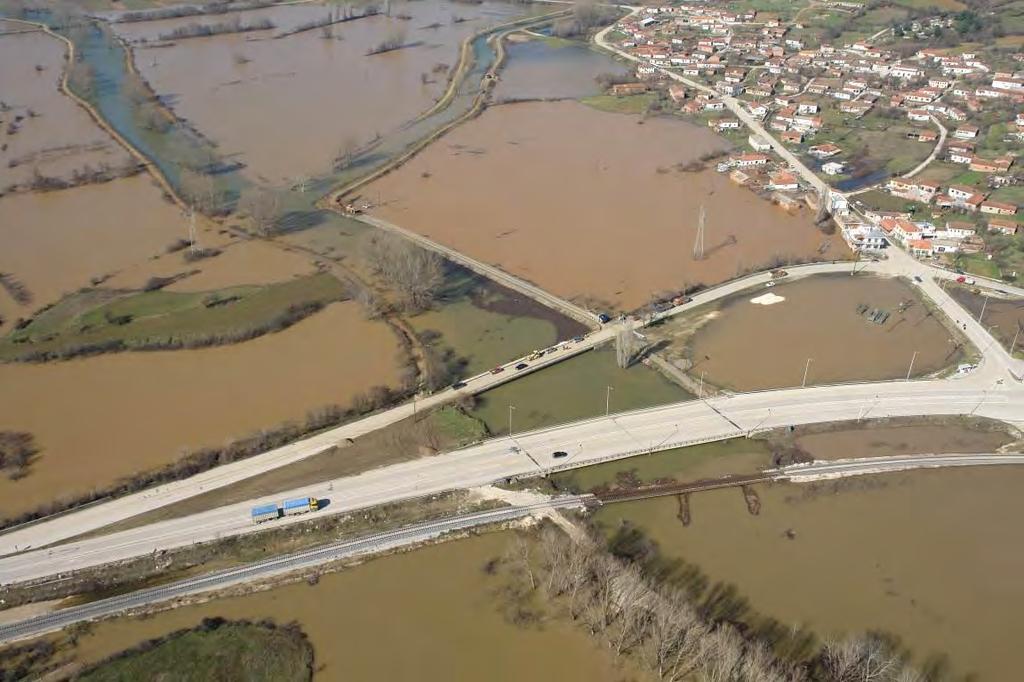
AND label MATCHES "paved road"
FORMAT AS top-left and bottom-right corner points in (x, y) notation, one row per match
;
(902, 115), (947, 180)
(0, 496), (590, 644)
(2, 379), (1021, 585)
(773, 453), (1024, 481)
